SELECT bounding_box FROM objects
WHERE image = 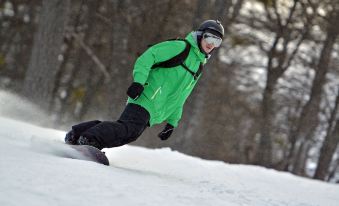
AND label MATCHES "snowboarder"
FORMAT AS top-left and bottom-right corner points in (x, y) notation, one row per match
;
(65, 20), (224, 150)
